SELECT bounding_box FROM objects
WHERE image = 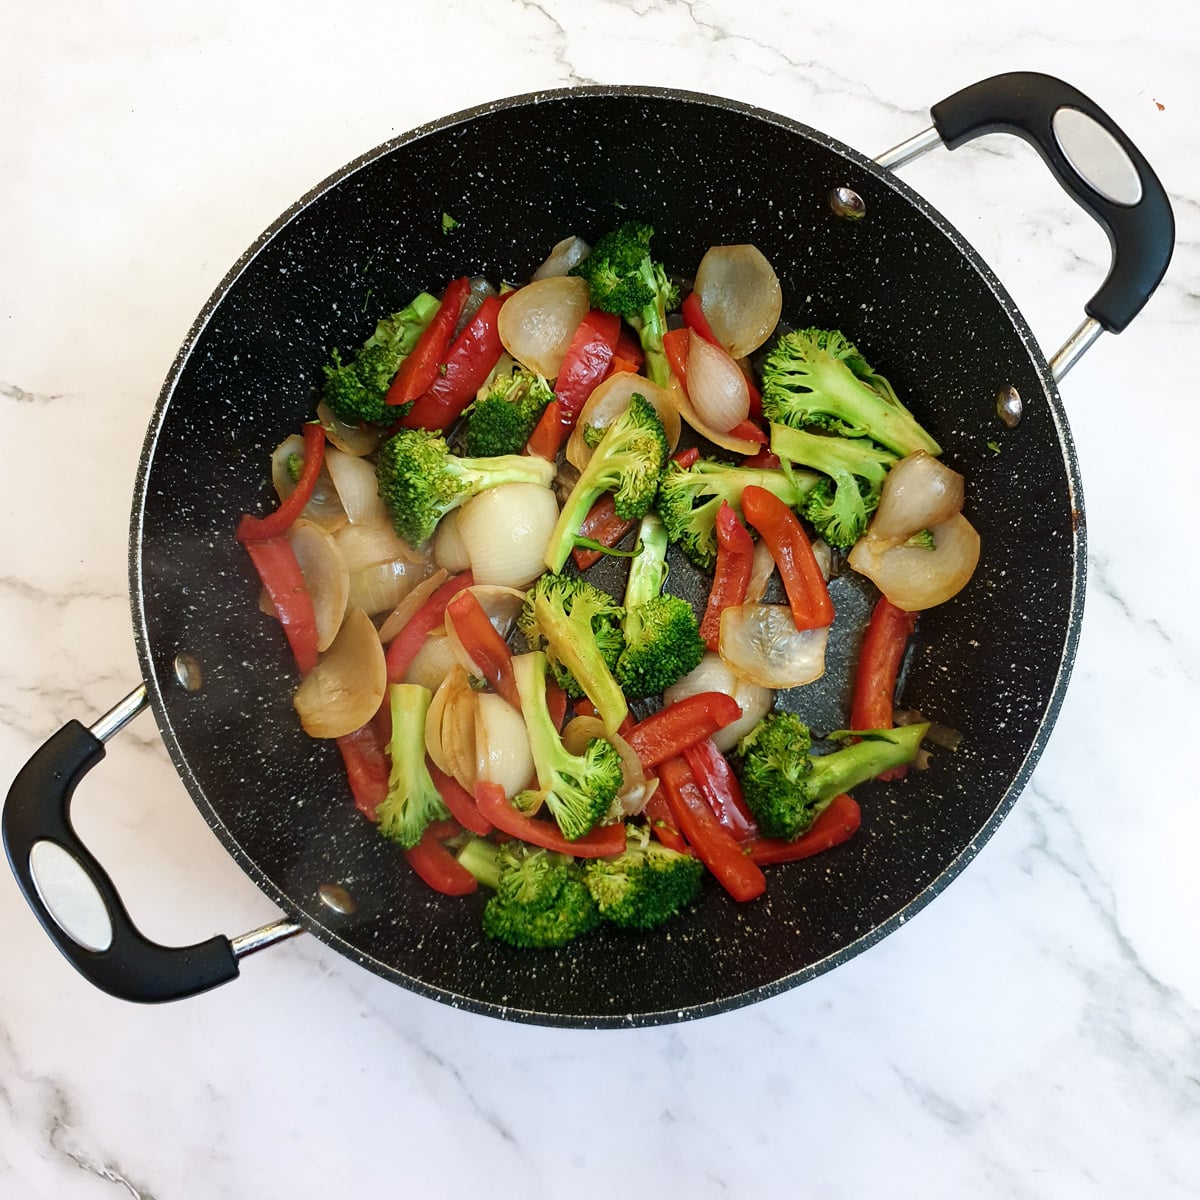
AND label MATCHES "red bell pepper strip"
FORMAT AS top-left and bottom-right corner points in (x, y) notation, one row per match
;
(682, 293), (763, 418)
(473, 781), (628, 857)
(683, 736), (758, 843)
(336, 720), (391, 821)
(386, 276), (471, 408)
(445, 588), (520, 709)
(526, 398), (565, 461)
(546, 676), (568, 732)
(700, 501), (755, 651)
(570, 493), (637, 571)
(672, 446), (700, 469)
(612, 325), (644, 375)
(399, 294), (507, 430)
(727, 418), (767, 445)
(643, 788), (688, 852)
(428, 761), (493, 837)
(850, 596), (920, 782)
(746, 793), (861, 864)
(663, 327), (690, 390)
(741, 447), (781, 470)
(384, 570), (475, 683)
(741, 485), (834, 631)
(657, 757), (766, 901)
(403, 819), (479, 895)
(555, 309), (621, 431)
(624, 692), (743, 770)
(236, 422), (326, 543)
(242, 536), (320, 673)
